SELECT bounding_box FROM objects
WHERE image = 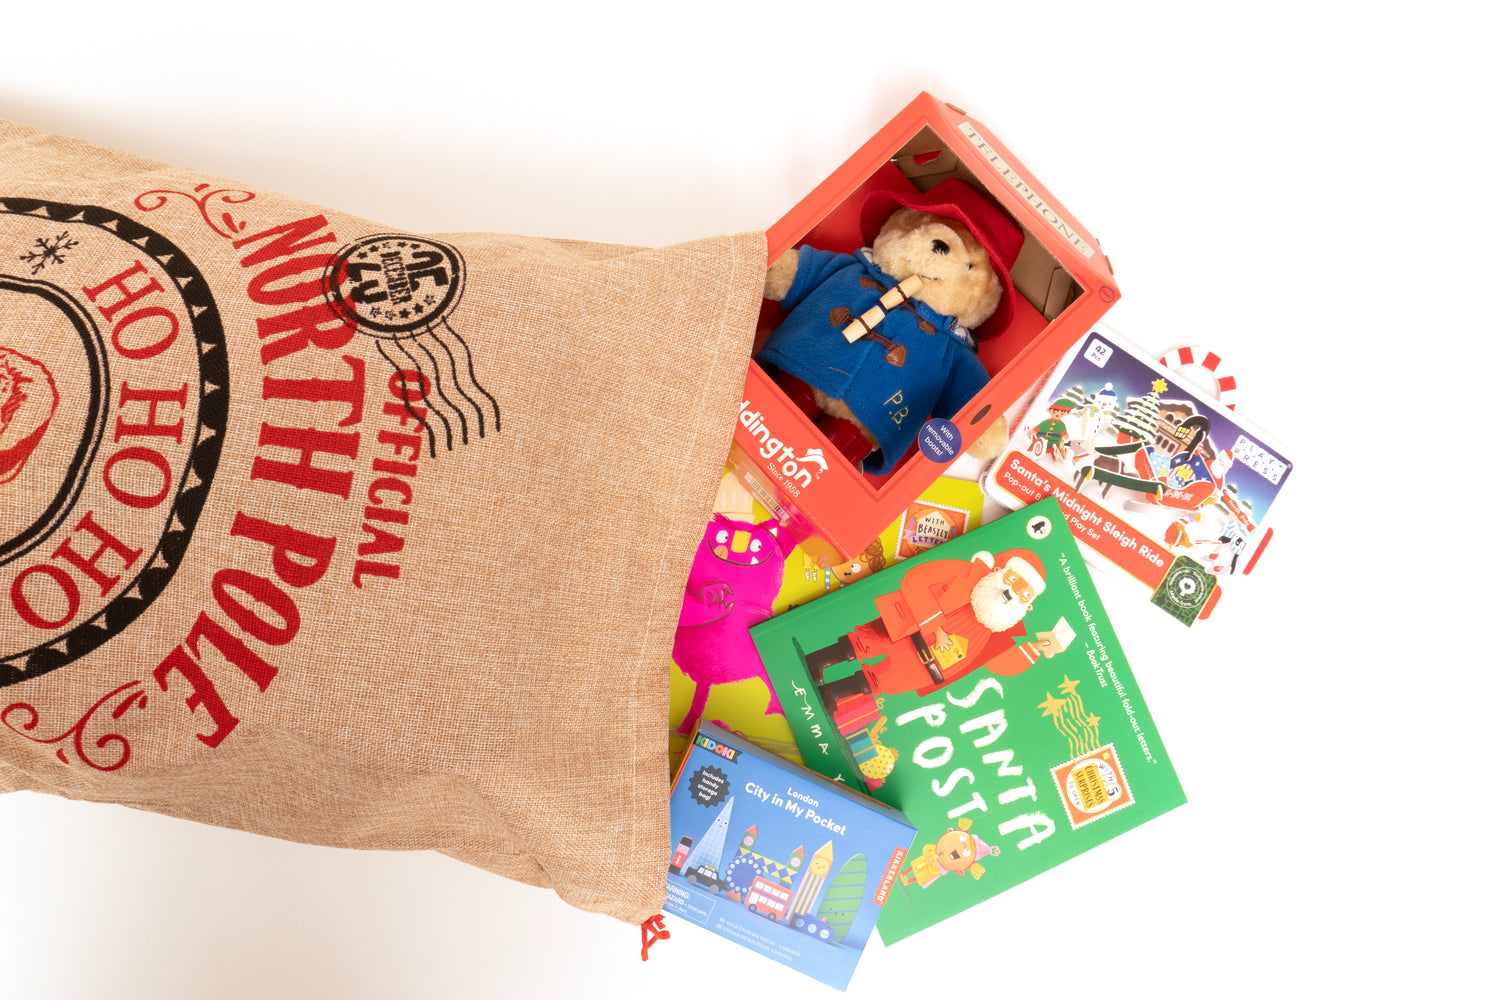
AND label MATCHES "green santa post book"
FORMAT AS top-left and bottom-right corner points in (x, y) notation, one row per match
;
(751, 497), (1186, 943)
